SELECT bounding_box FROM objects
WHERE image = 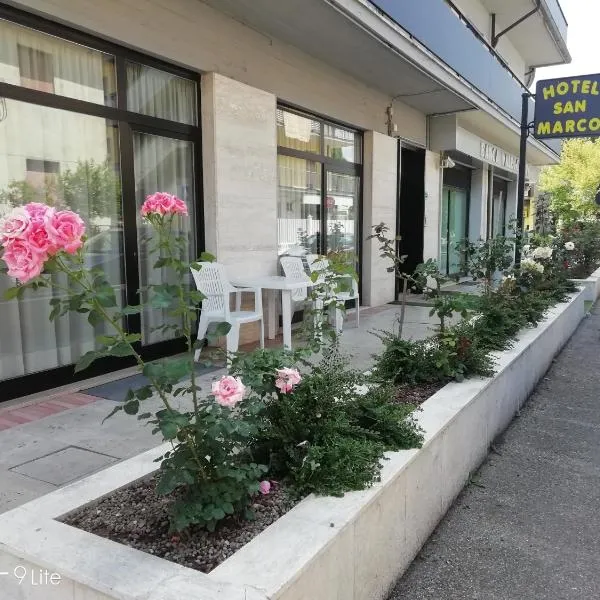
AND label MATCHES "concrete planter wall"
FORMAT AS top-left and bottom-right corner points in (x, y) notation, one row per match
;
(570, 266), (600, 302)
(0, 291), (585, 600)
